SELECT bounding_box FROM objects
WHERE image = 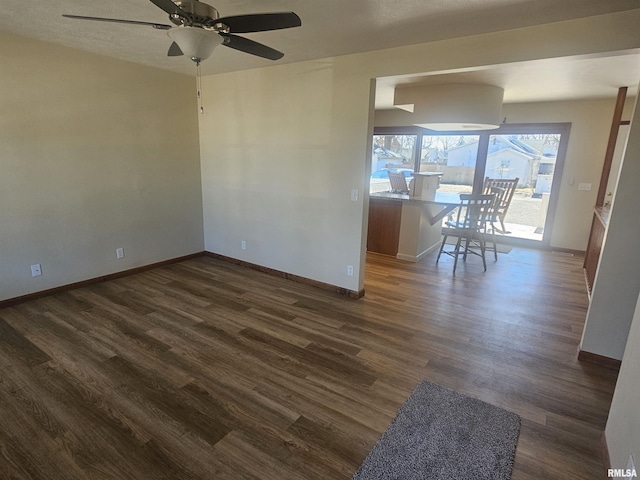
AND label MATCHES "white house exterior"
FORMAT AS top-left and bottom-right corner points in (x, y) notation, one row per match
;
(484, 148), (536, 186)
(445, 136), (555, 189)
